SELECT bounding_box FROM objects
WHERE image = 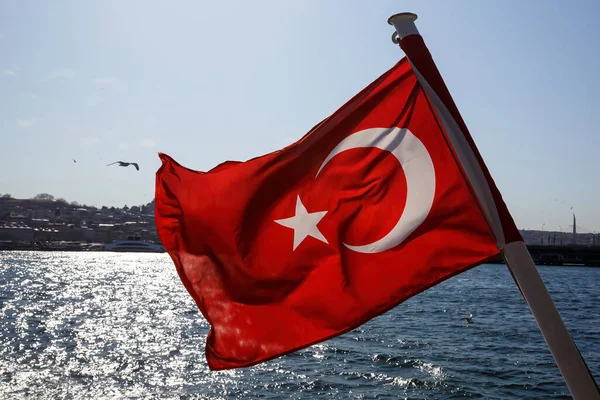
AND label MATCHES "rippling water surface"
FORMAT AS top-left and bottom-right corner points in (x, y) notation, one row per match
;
(1, 251), (599, 399)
